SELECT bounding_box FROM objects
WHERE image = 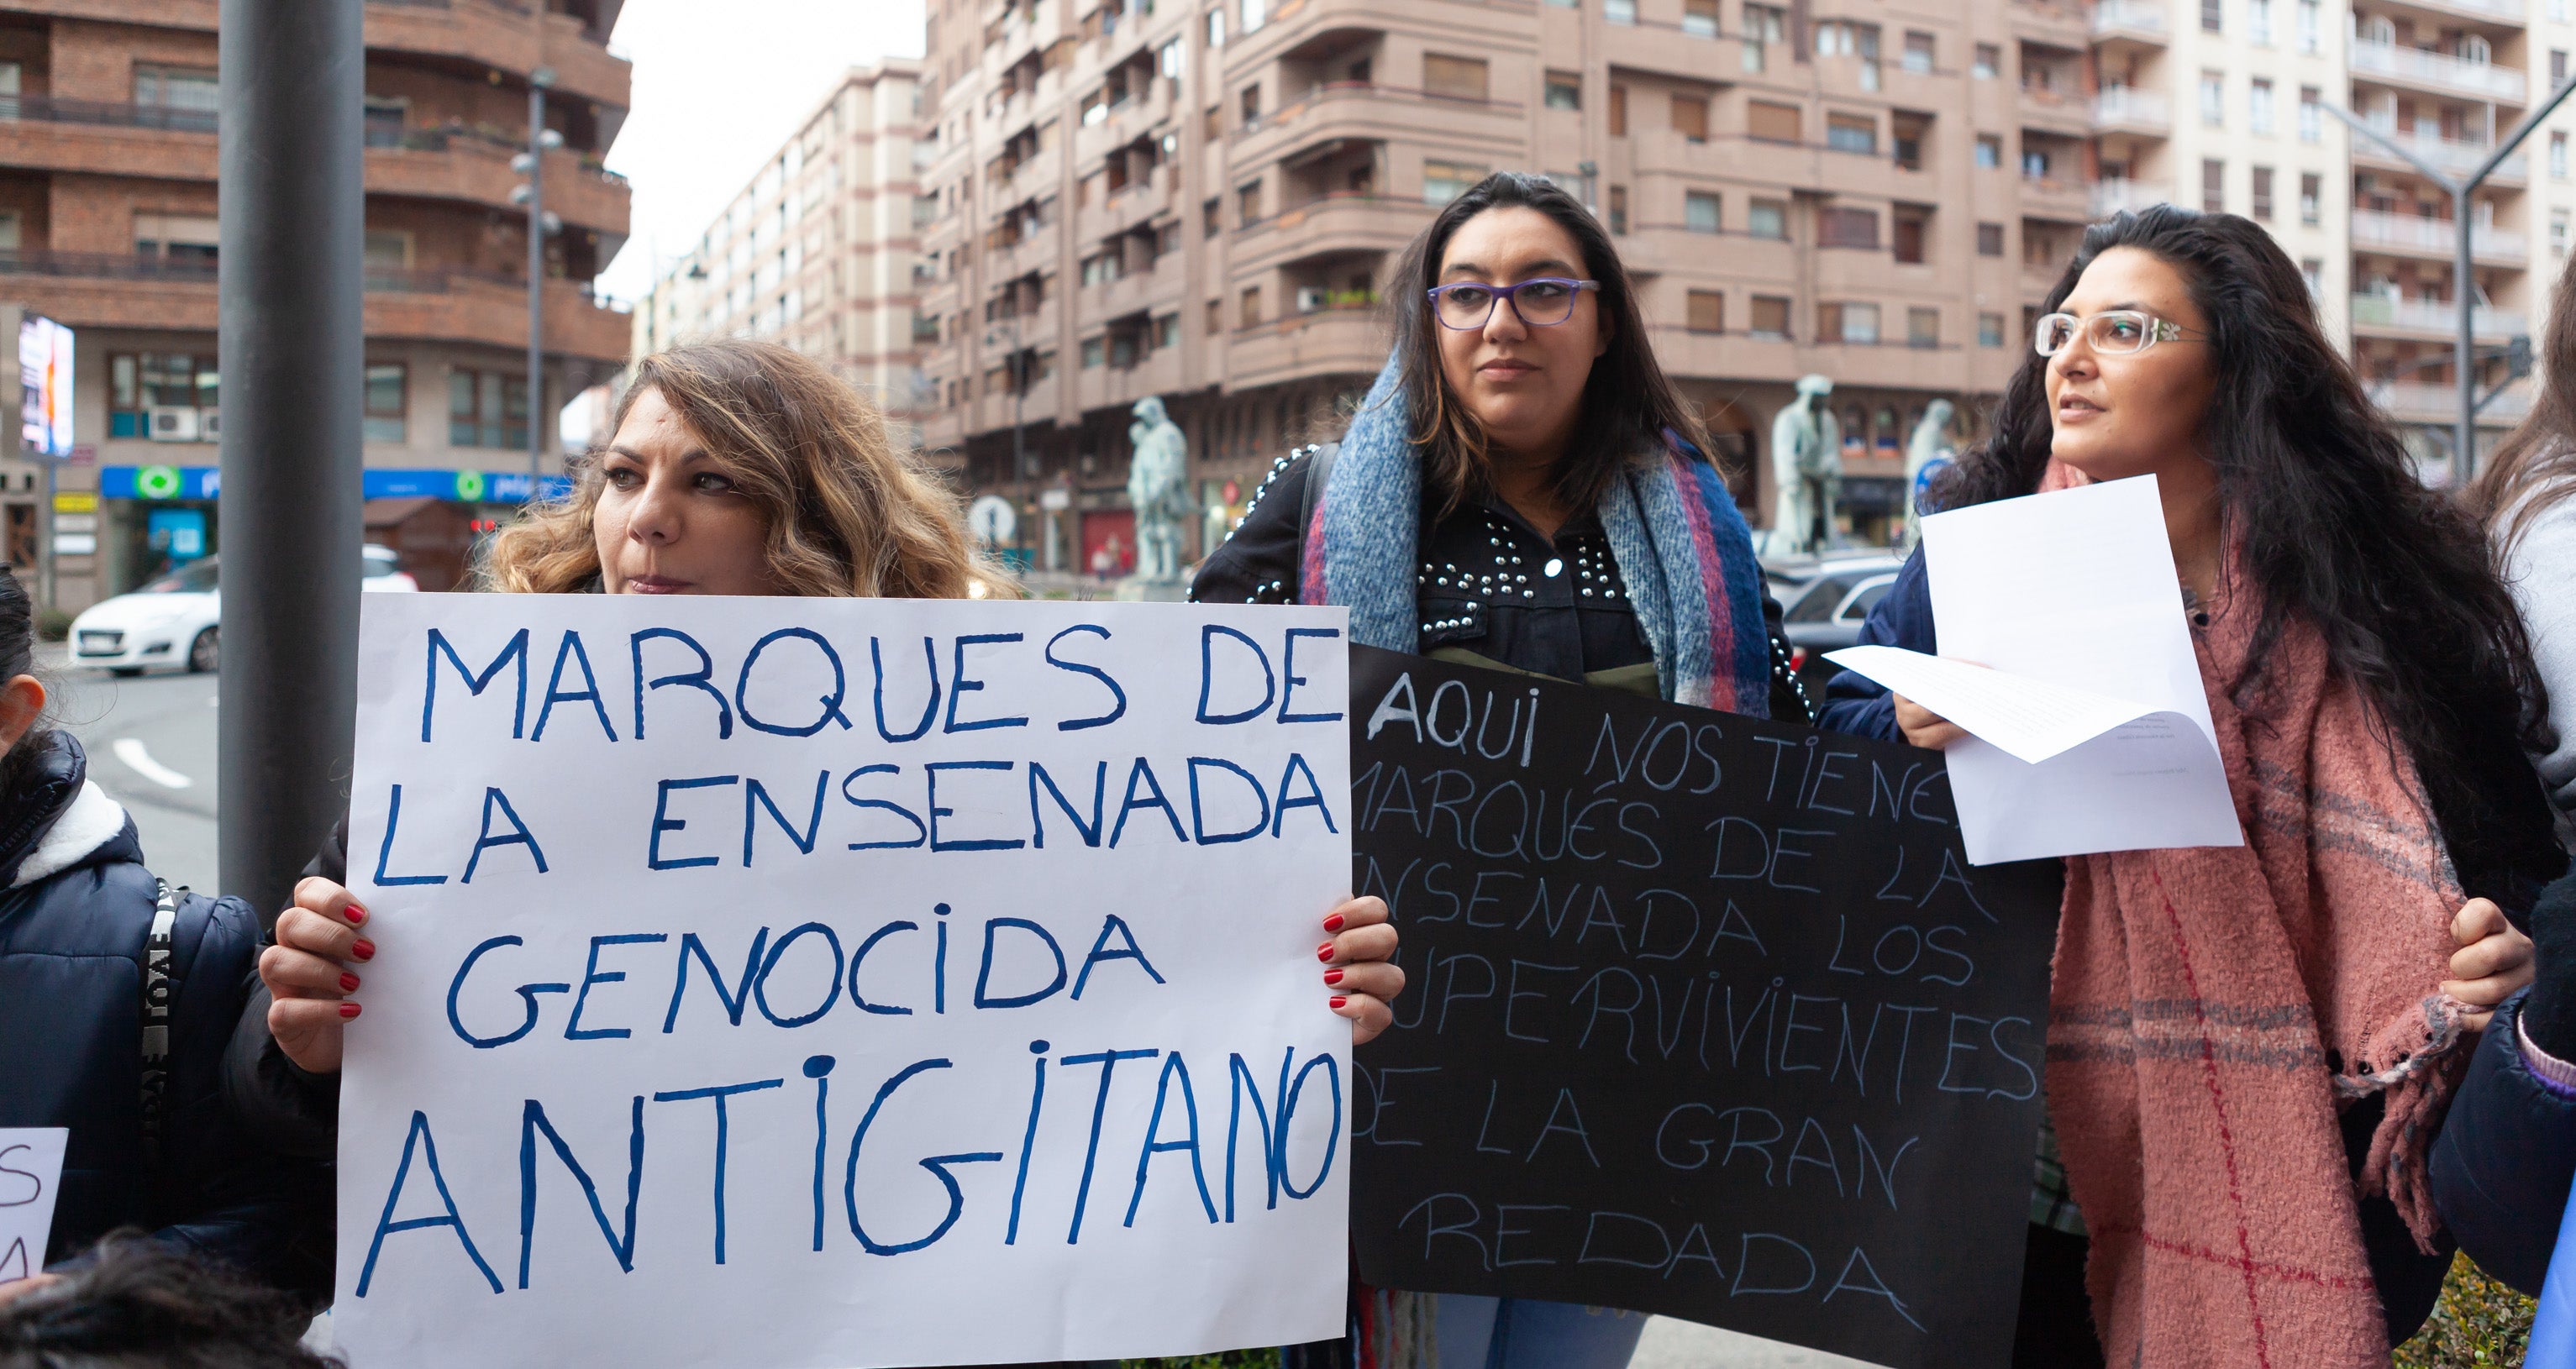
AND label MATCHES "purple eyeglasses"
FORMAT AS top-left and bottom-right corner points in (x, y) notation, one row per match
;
(1426, 277), (1601, 330)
